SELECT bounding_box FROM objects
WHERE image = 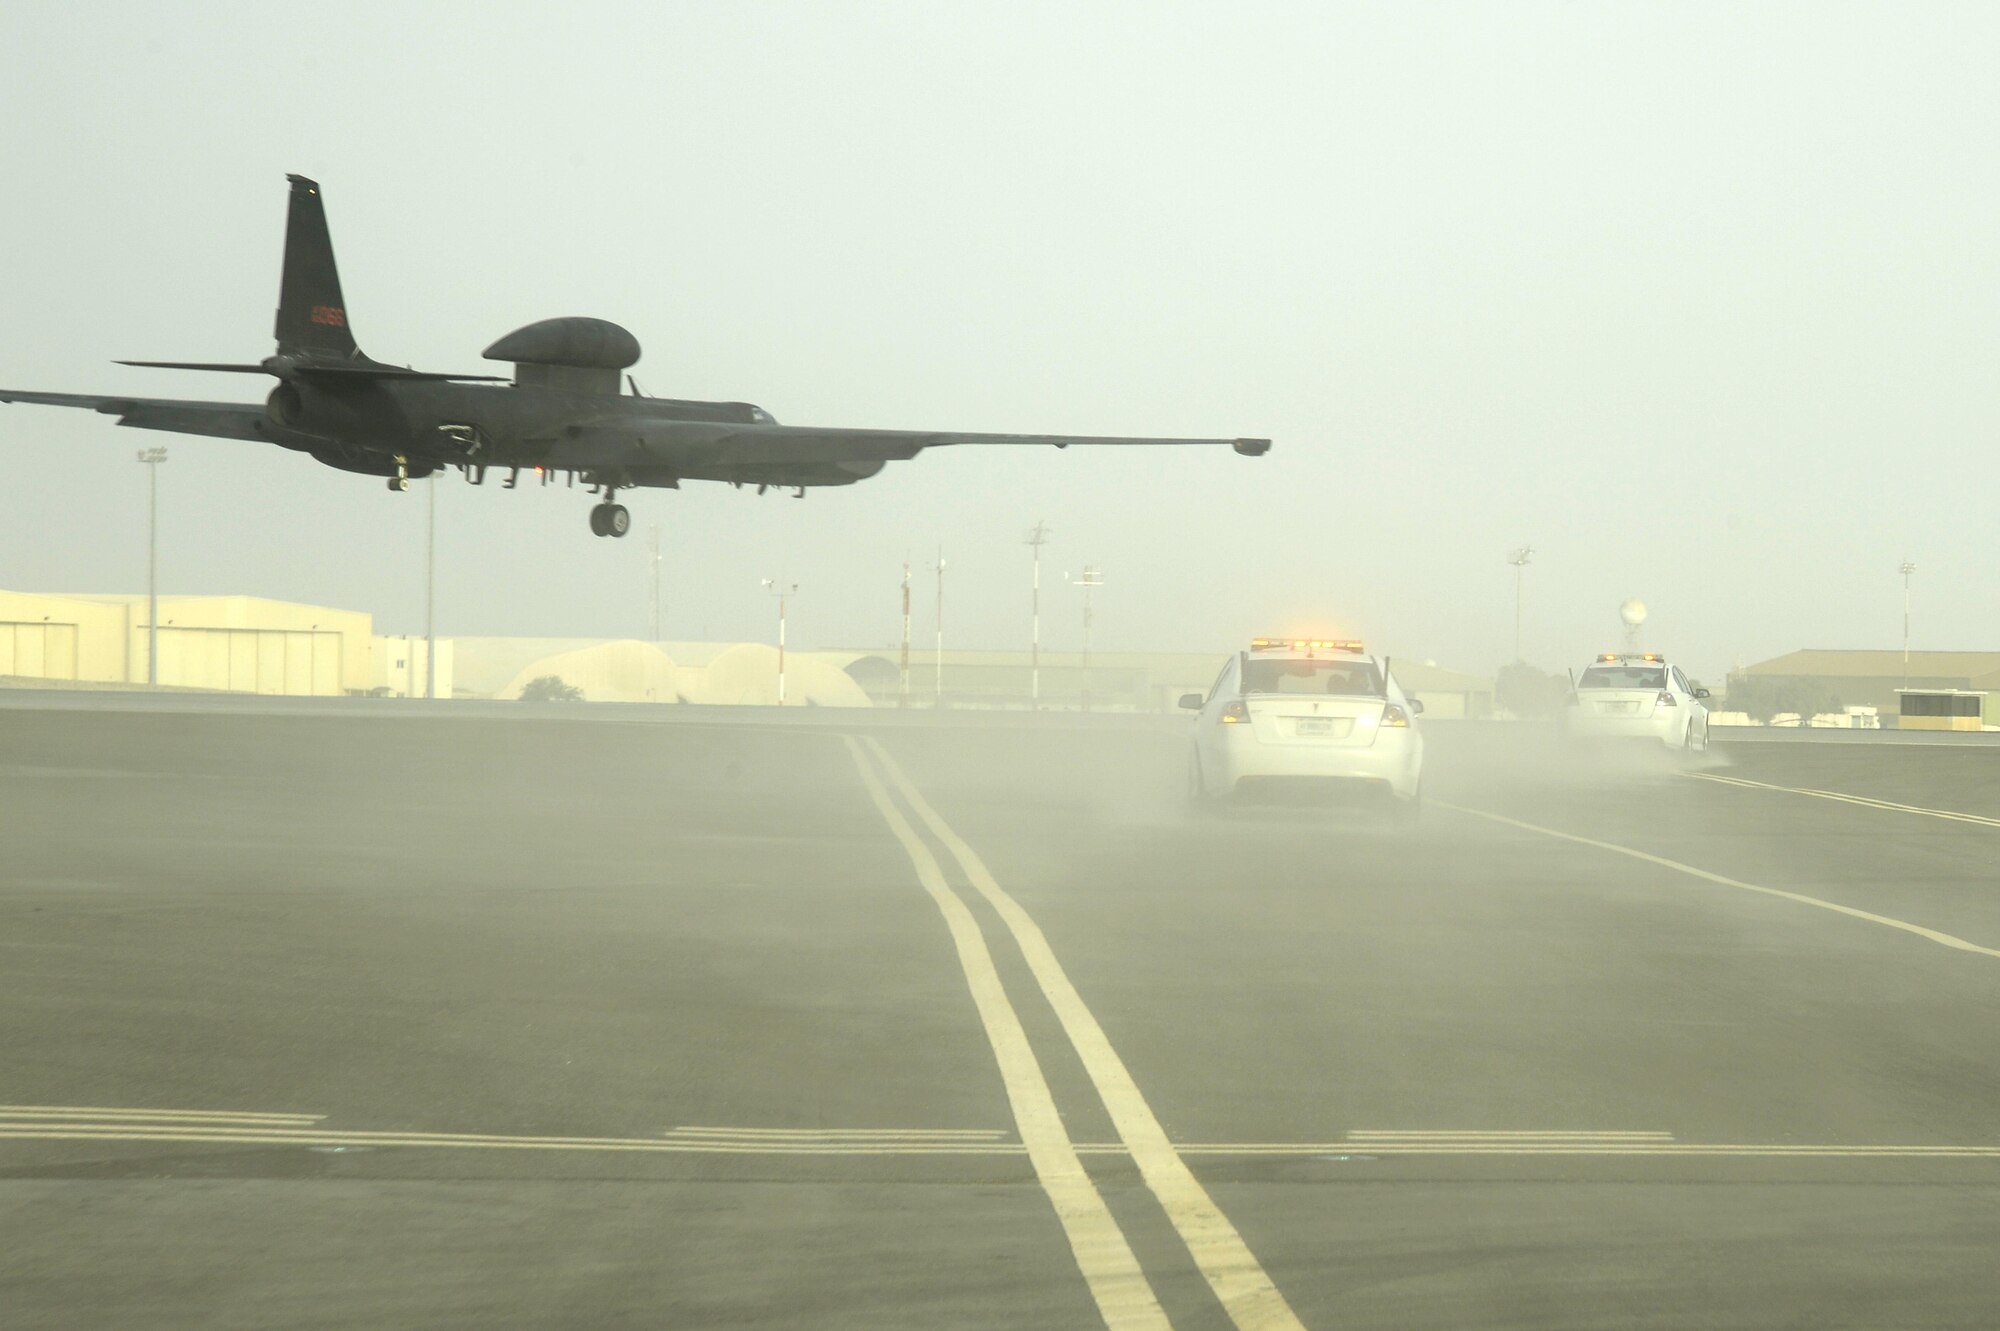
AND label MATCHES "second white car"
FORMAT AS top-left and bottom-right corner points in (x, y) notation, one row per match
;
(1564, 652), (1711, 750)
